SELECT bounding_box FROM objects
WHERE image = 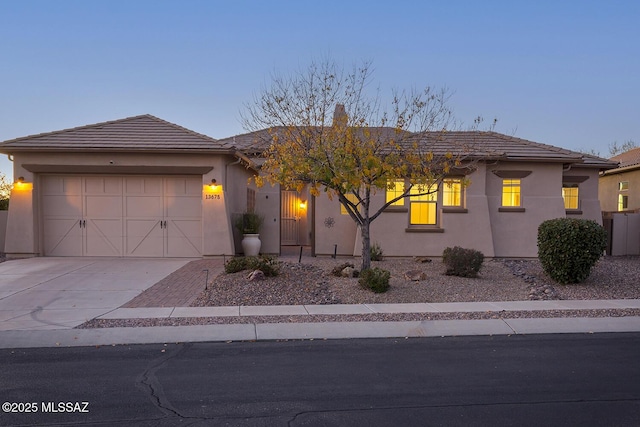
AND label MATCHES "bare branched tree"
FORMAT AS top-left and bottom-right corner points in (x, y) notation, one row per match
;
(609, 139), (638, 157)
(241, 60), (482, 270)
